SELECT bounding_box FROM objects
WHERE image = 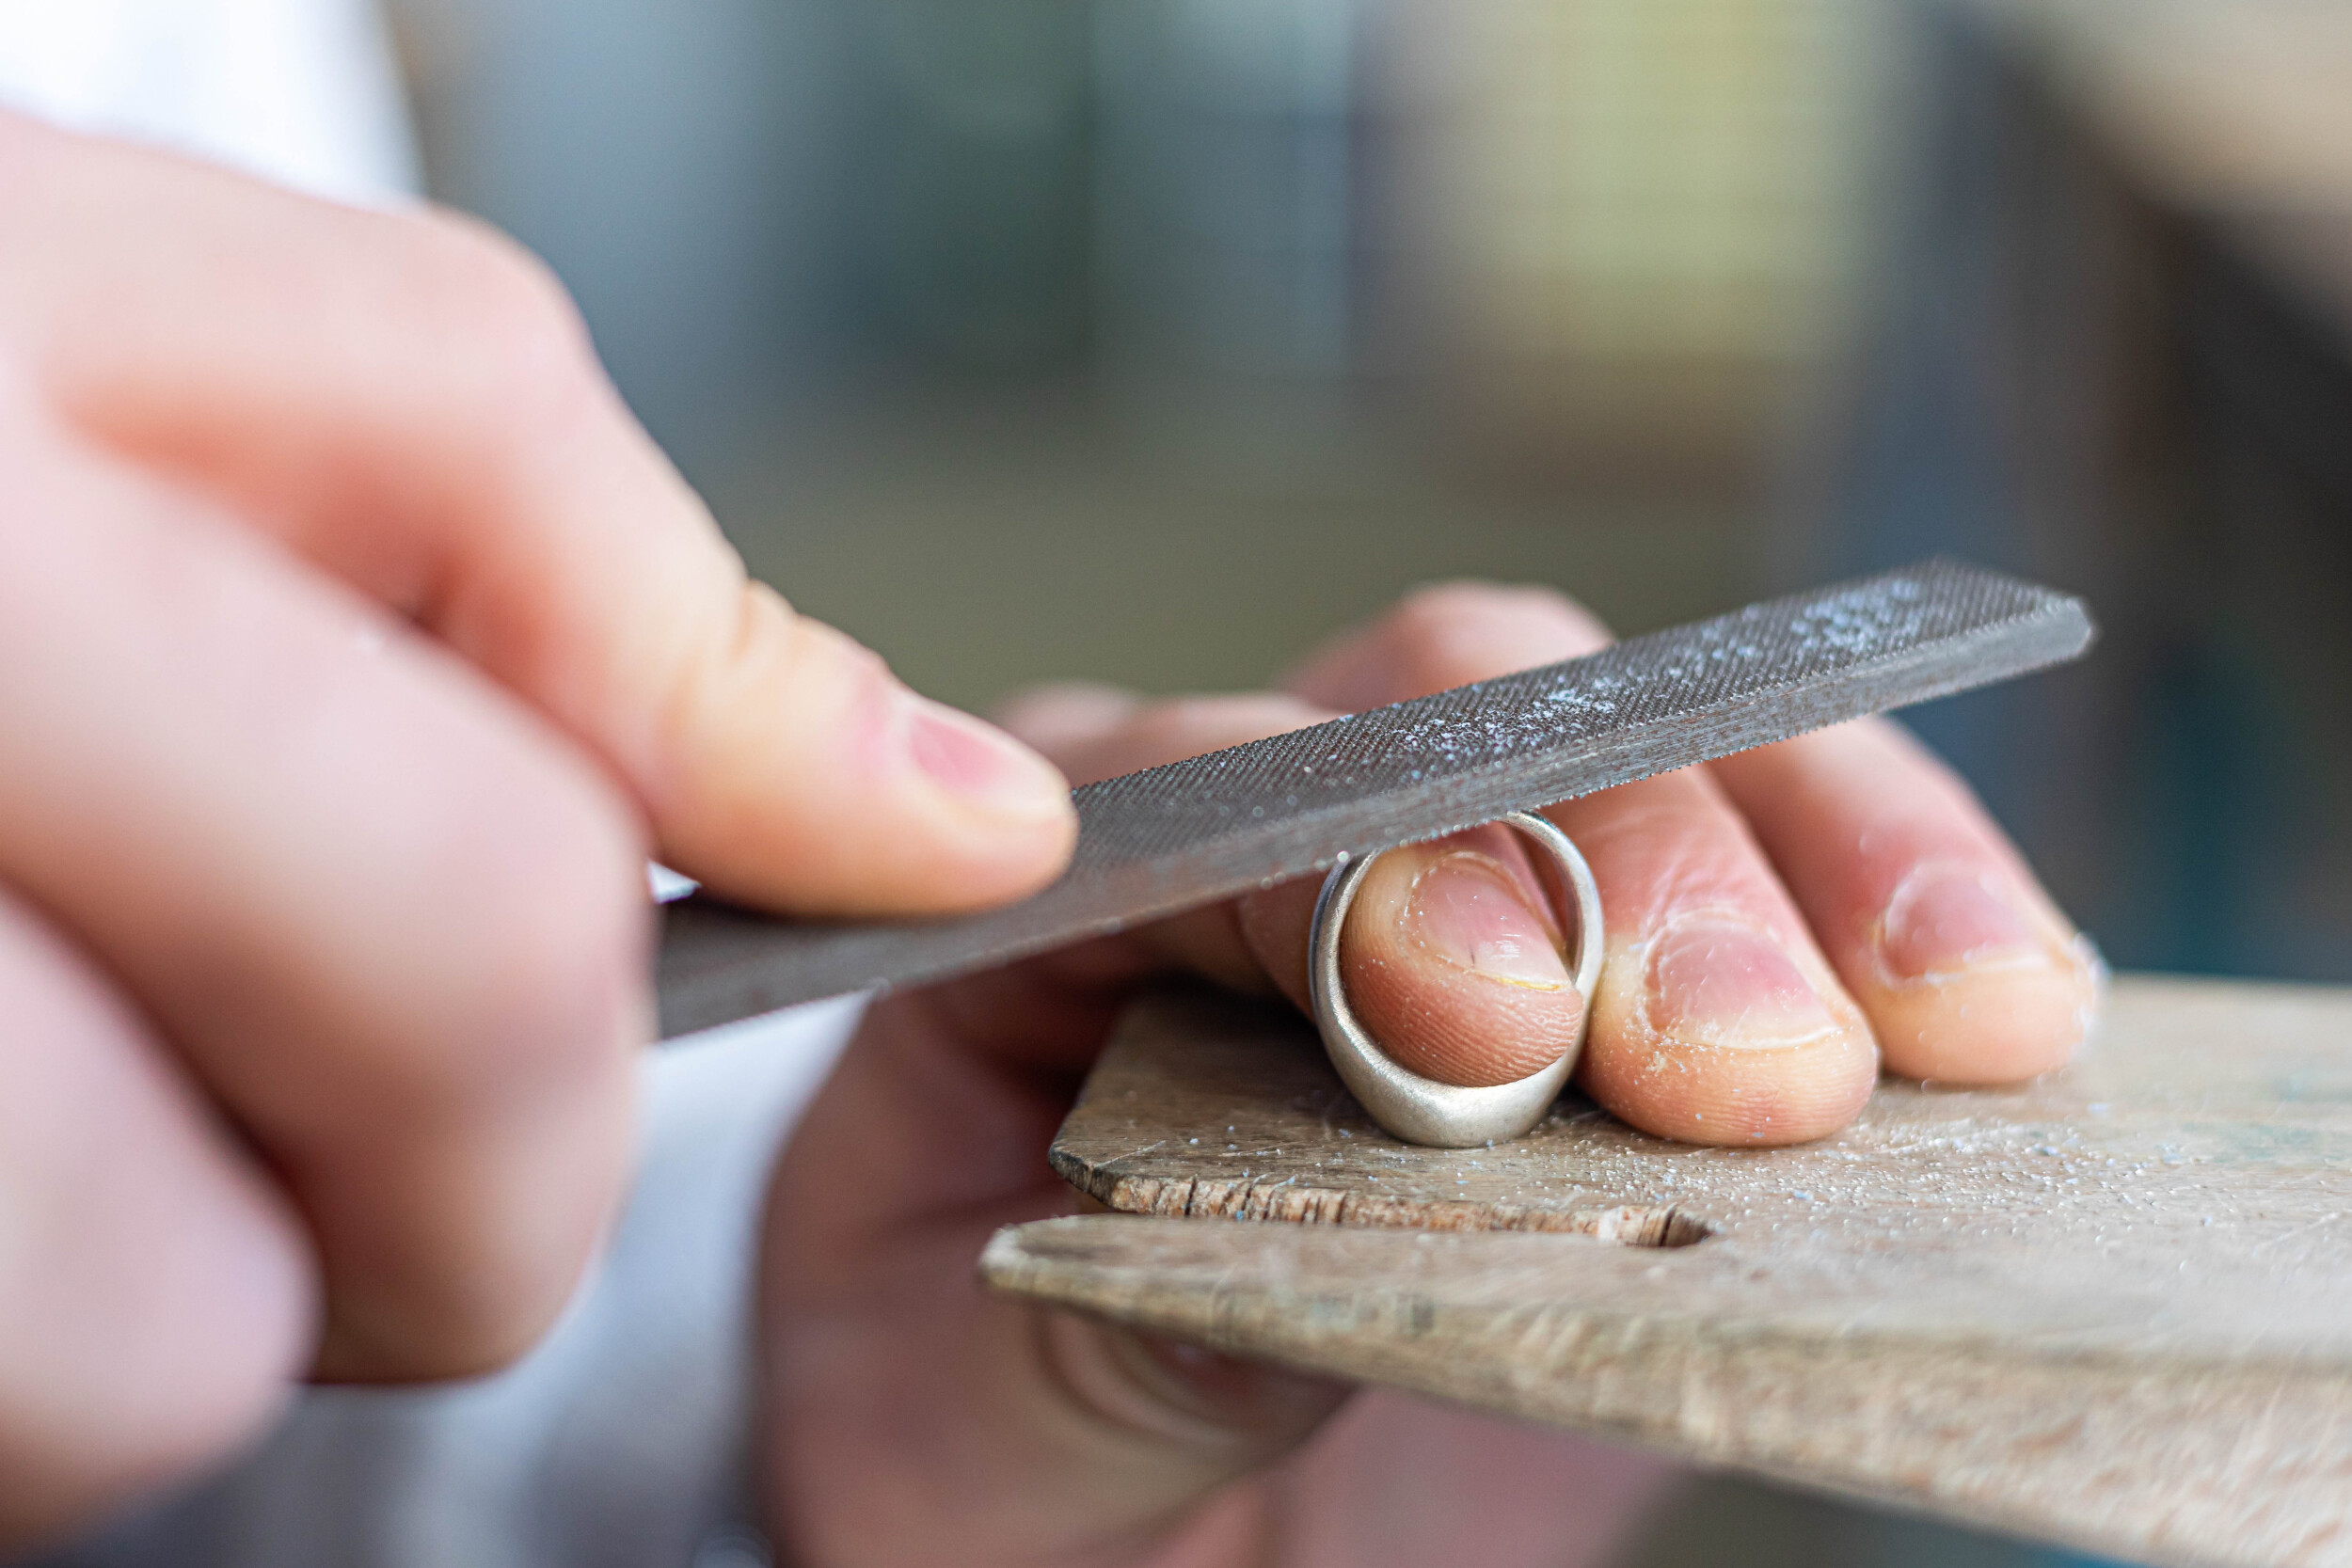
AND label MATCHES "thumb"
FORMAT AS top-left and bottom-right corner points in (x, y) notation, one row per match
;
(7, 117), (1074, 914)
(762, 972), (1348, 1567)
(778, 1281), (1347, 1563)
